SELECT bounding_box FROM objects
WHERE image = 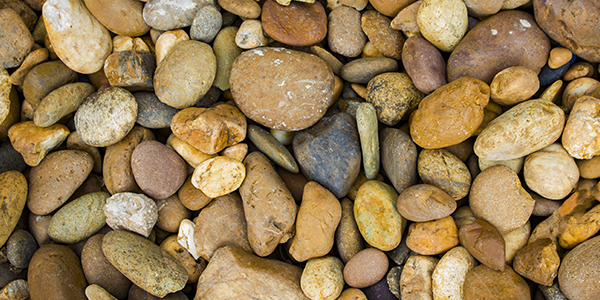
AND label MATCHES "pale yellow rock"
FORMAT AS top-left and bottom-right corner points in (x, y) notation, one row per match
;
(417, 0), (468, 52)
(301, 257), (345, 300)
(167, 134), (216, 168)
(562, 96), (600, 159)
(235, 20), (271, 49)
(85, 284), (118, 300)
(155, 29), (190, 65)
(192, 156), (246, 198)
(524, 143), (579, 200)
(479, 156), (524, 174)
(219, 143), (248, 162)
(7, 121), (70, 166)
(539, 80), (563, 103)
(0, 69), (11, 125)
(43, 0), (112, 74)
(401, 255), (439, 300)
(503, 221), (530, 264)
(431, 246), (477, 300)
